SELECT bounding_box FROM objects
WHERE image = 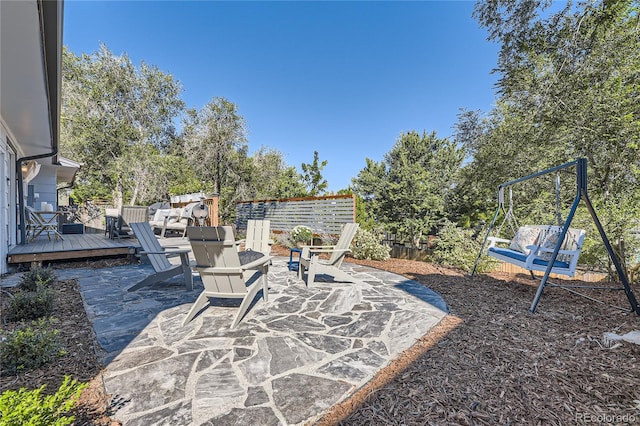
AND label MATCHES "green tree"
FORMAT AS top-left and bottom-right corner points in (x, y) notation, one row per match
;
(179, 97), (249, 222)
(383, 131), (464, 247)
(61, 45), (184, 206)
(301, 151), (328, 196)
(246, 147), (307, 200)
(353, 131), (464, 248)
(351, 158), (387, 229)
(274, 166), (308, 199)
